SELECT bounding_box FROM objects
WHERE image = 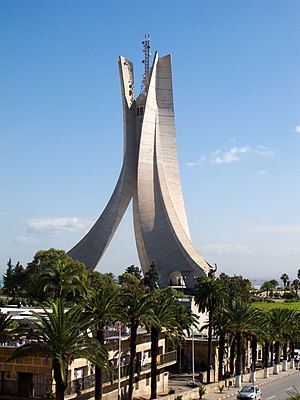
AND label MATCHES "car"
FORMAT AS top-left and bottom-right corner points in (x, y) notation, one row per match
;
(237, 385), (262, 400)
